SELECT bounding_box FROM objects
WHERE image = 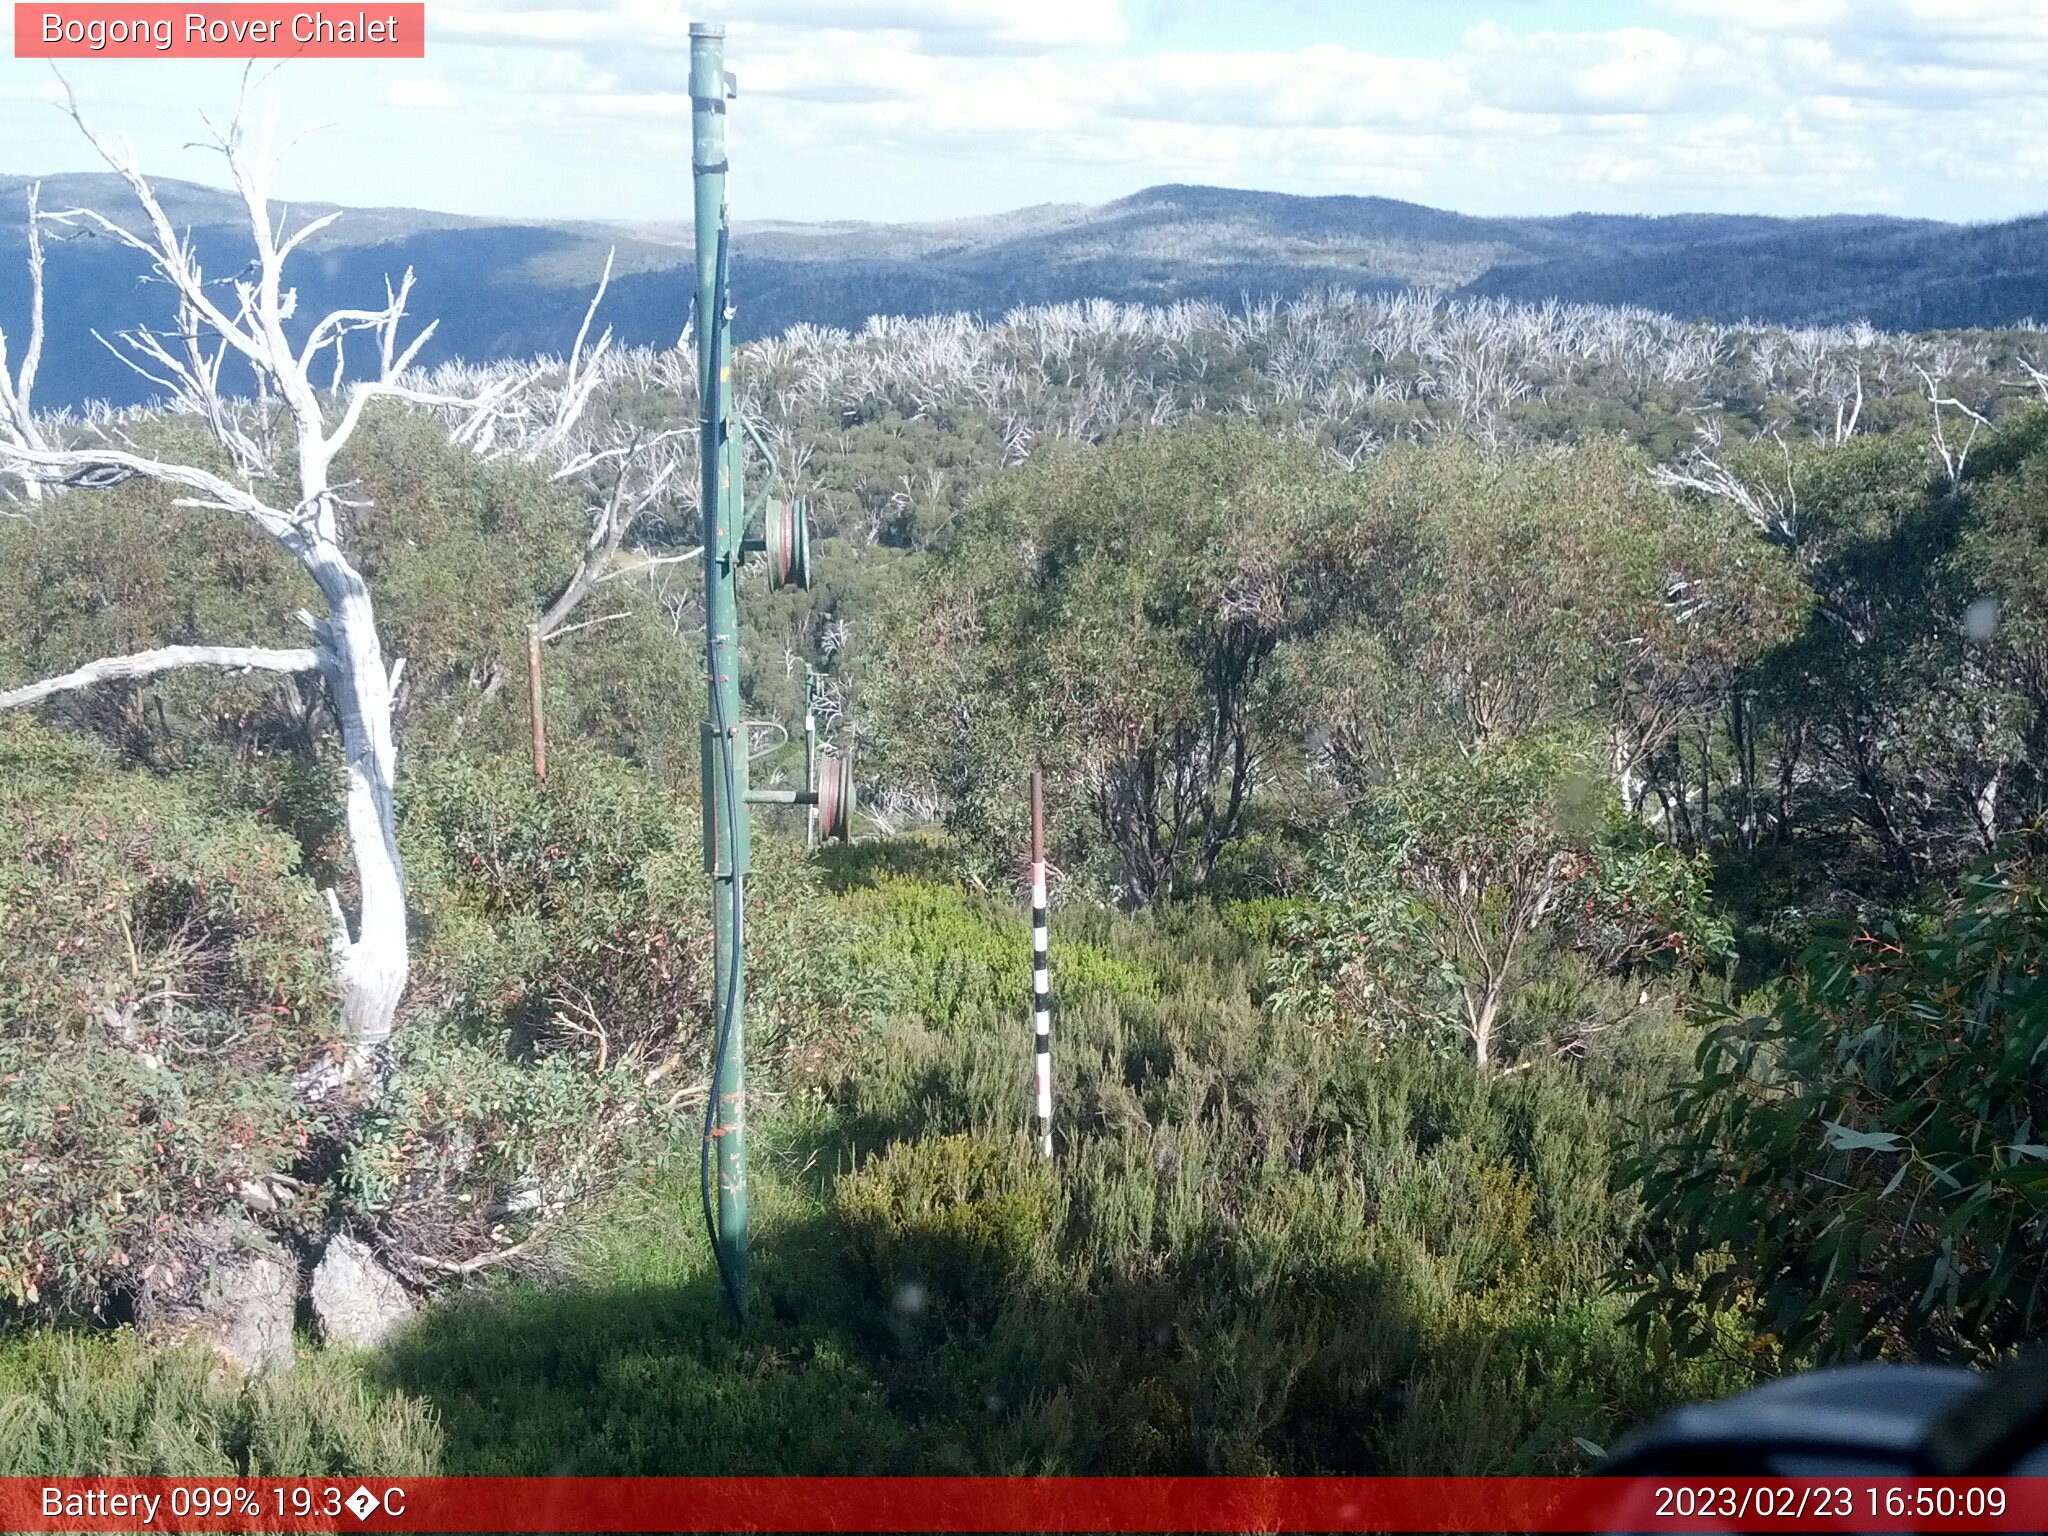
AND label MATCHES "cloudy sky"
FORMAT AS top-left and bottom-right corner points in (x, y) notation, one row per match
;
(4, 0), (2046, 225)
